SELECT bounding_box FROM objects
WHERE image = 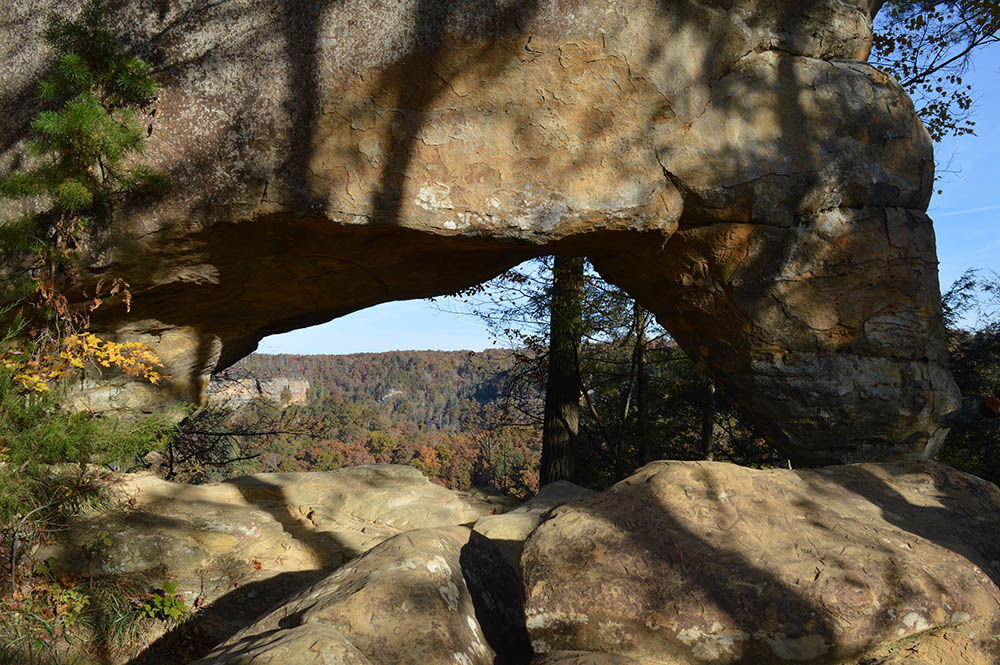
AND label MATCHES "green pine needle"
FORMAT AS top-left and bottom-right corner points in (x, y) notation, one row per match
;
(56, 52), (93, 90)
(55, 178), (93, 211)
(1, 0), (168, 263)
